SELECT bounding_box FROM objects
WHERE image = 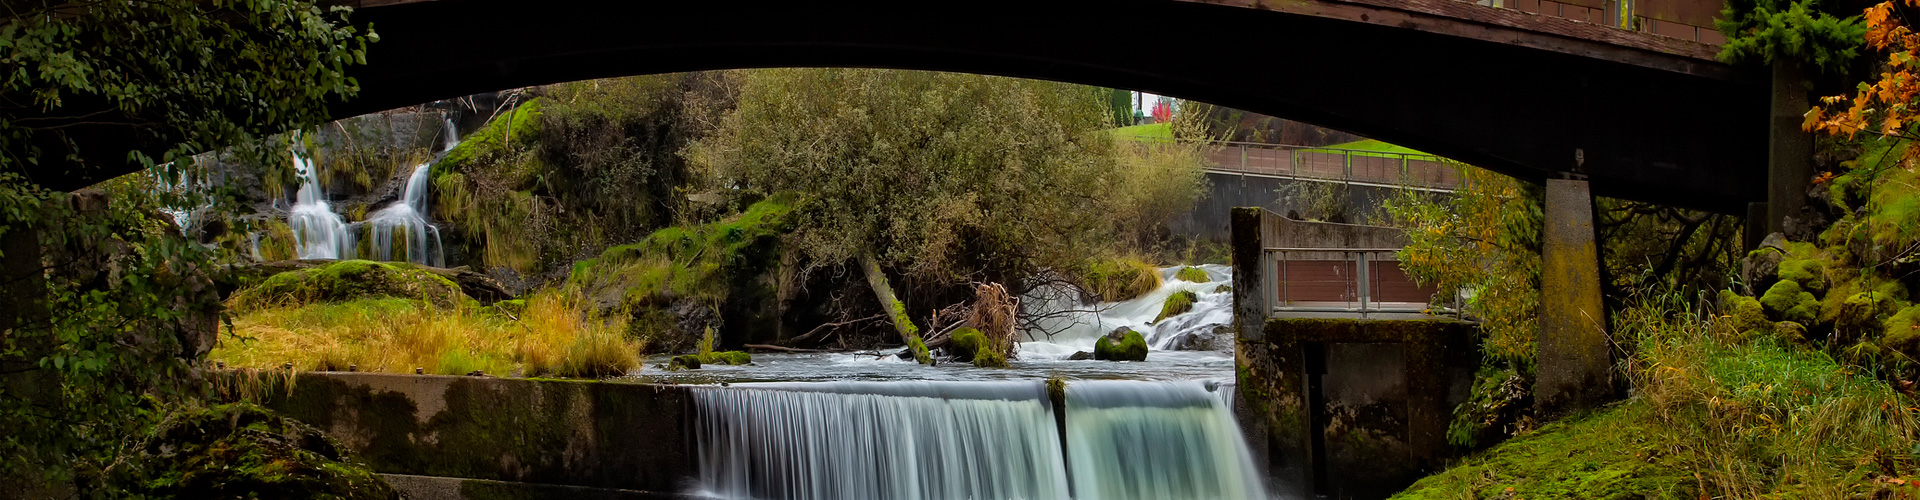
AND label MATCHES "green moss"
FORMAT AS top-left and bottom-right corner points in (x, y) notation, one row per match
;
(1718, 289), (1771, 335)
(1759, 280), (1818, 324)
(667, 355), (702, 370)
(697, 351), (752, 366)
(1774, 321), (1809, 345)
(113, 402), (399, 499)
(1093, 330), (1149, 361)
(949, 327), (1007, 368)
(435, 98), (546, 182)
(891, 299), (919, 338)
(1155, 290), (1199, 323)
(1392, 405), (1693, 499)
(1776, 257), (1827, 296)
(908, 336), (933, 365)
(1079, 257), (1162, 302)
(230, 260), (467, 311)
(1173, 266), (1210, 283)
(1213, 284), (1232, 294)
